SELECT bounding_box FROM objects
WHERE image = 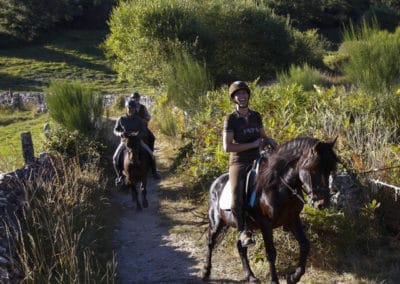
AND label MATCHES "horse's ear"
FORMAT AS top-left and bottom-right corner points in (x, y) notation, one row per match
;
(312, 142), (321, 155)
(326, 136), (338, 148)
